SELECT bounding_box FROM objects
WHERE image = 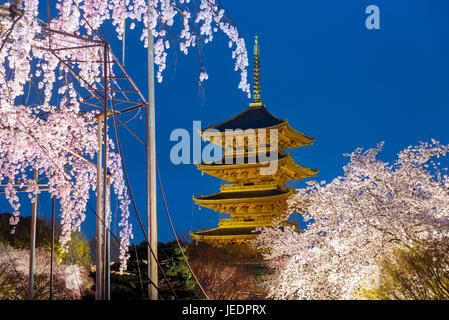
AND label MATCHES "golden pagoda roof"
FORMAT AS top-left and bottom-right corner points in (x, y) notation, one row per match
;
(195, 187), (291, 202)
(192, 226), (260, 237)
(200, 115), (315, 150)
(198, 152), (287, 166)
(275, 120), (316, 147)
(199, 35), (315, 149)
(196, 154), (318, 183)
(190, 227), (260, 245)
(202, 104), (284, 132)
